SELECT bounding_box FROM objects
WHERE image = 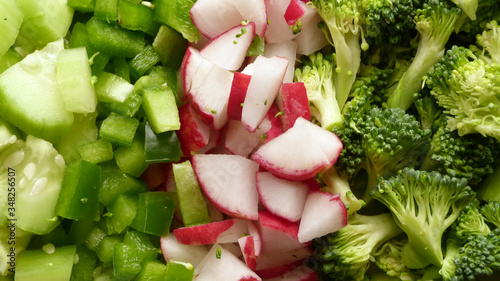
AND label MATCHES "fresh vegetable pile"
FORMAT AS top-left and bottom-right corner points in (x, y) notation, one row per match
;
(1, 0), (500, 280)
